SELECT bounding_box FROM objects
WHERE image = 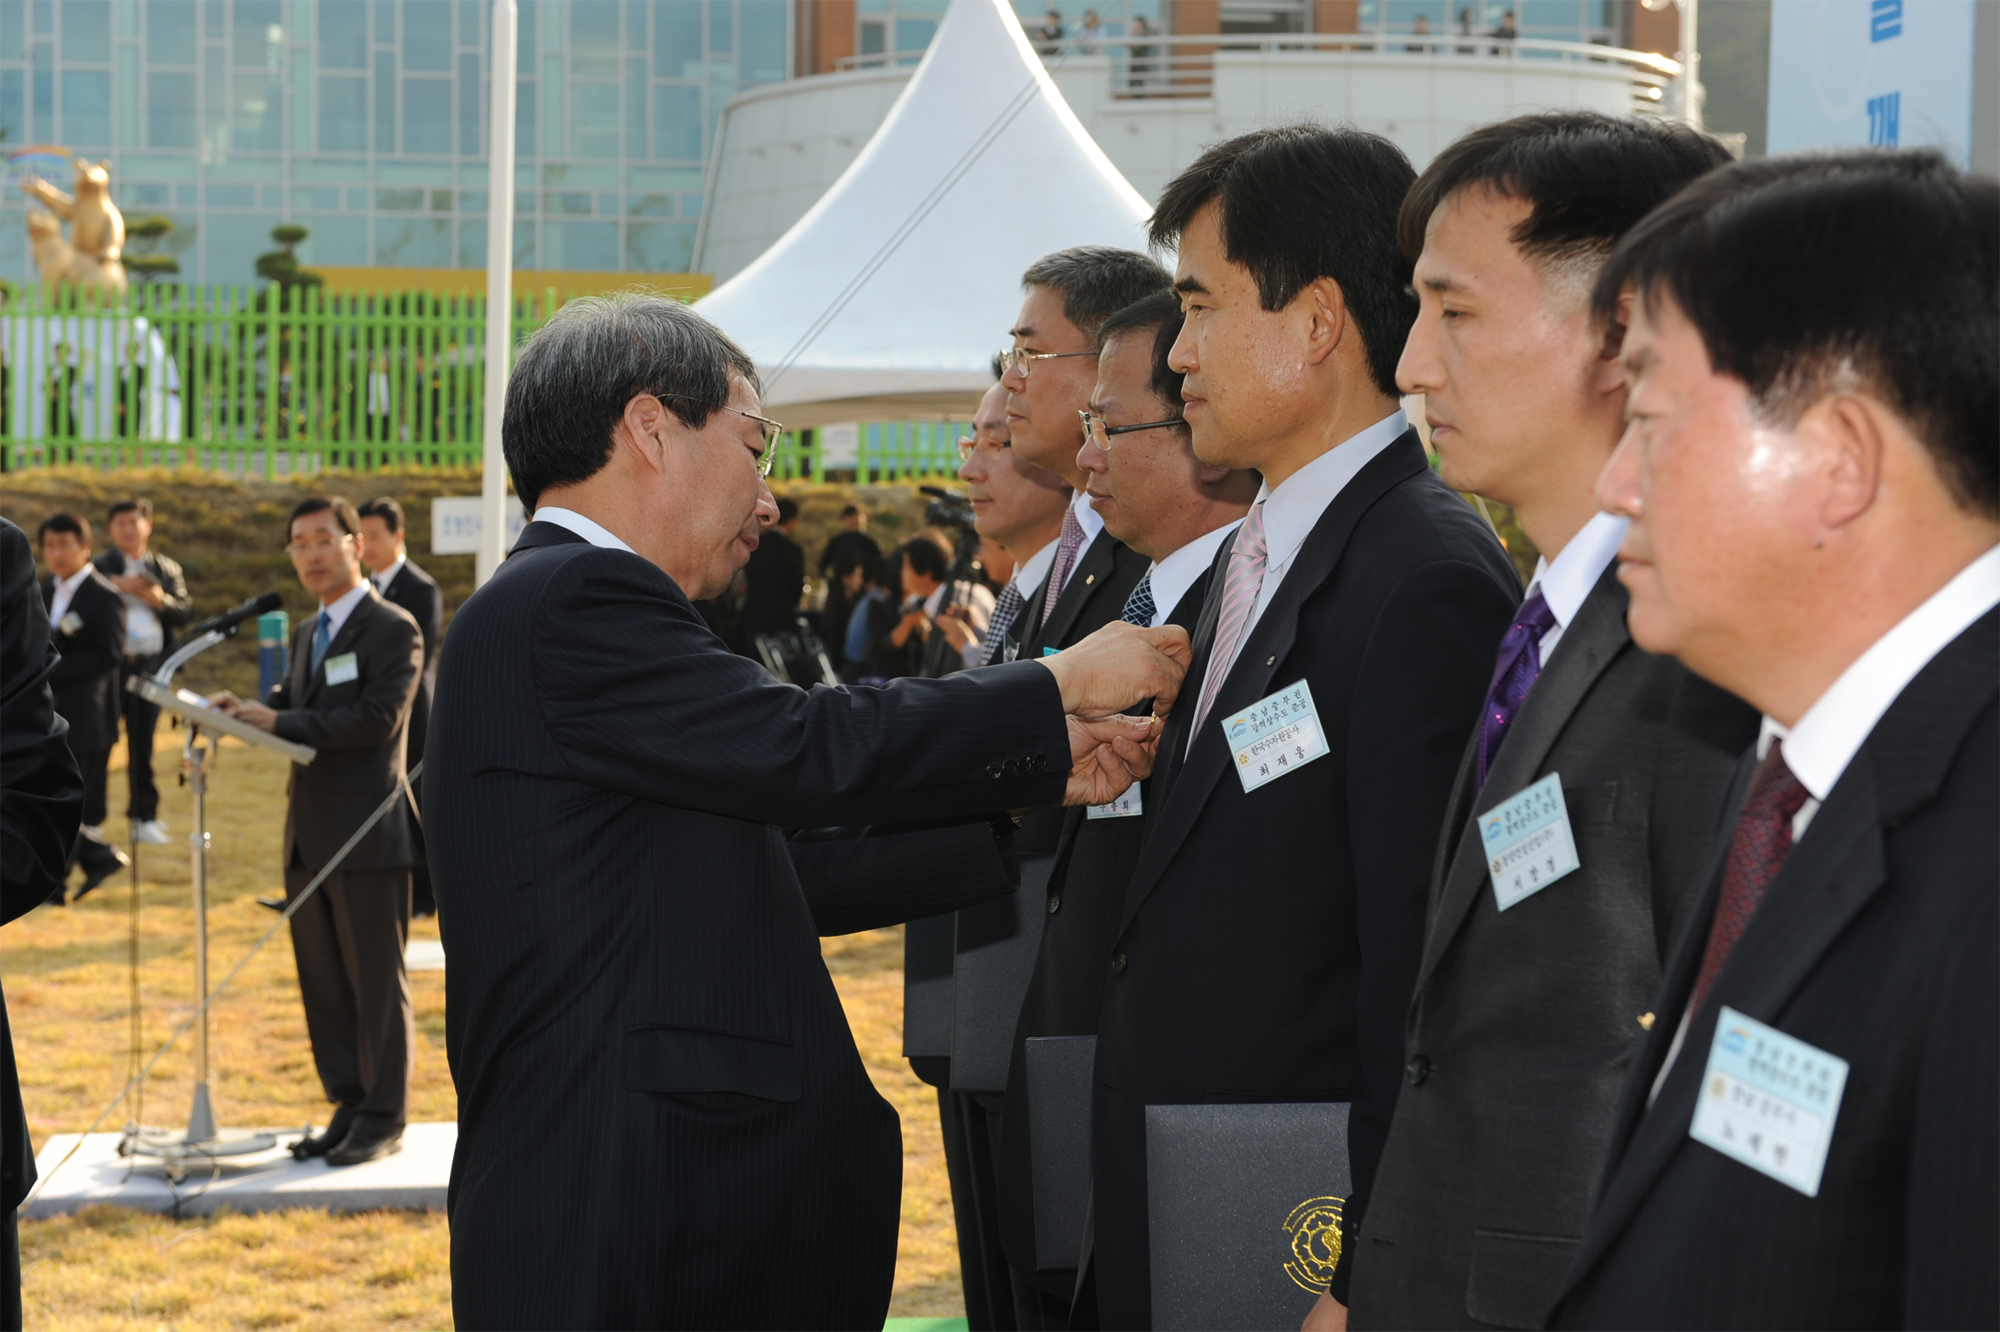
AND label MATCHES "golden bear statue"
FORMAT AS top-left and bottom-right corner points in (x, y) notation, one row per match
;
(22, 157), (128, 298)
